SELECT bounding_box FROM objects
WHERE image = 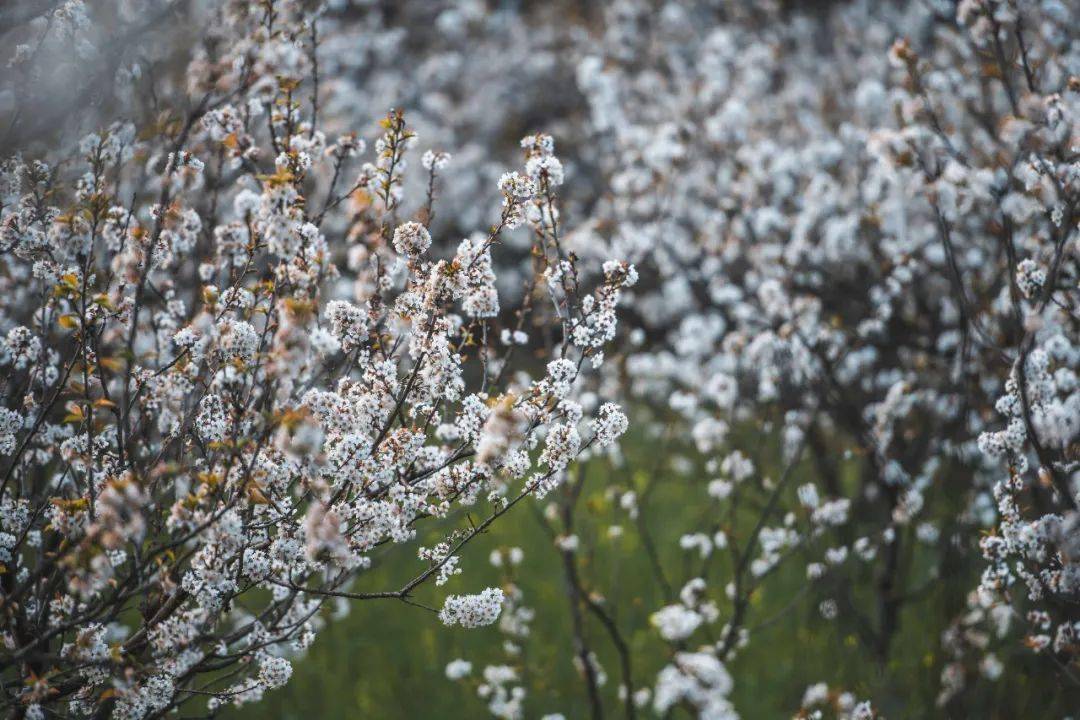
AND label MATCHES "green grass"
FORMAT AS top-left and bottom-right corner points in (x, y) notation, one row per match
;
(226, 429), (1080, 718)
